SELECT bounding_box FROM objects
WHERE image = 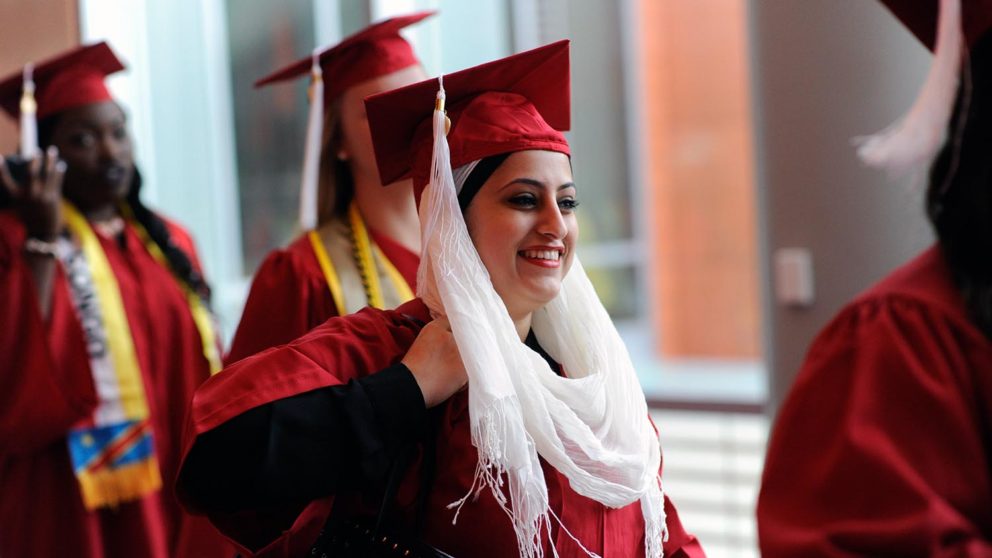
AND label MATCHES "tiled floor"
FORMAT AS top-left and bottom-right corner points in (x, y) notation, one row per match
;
(650, 409), (769, 558)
